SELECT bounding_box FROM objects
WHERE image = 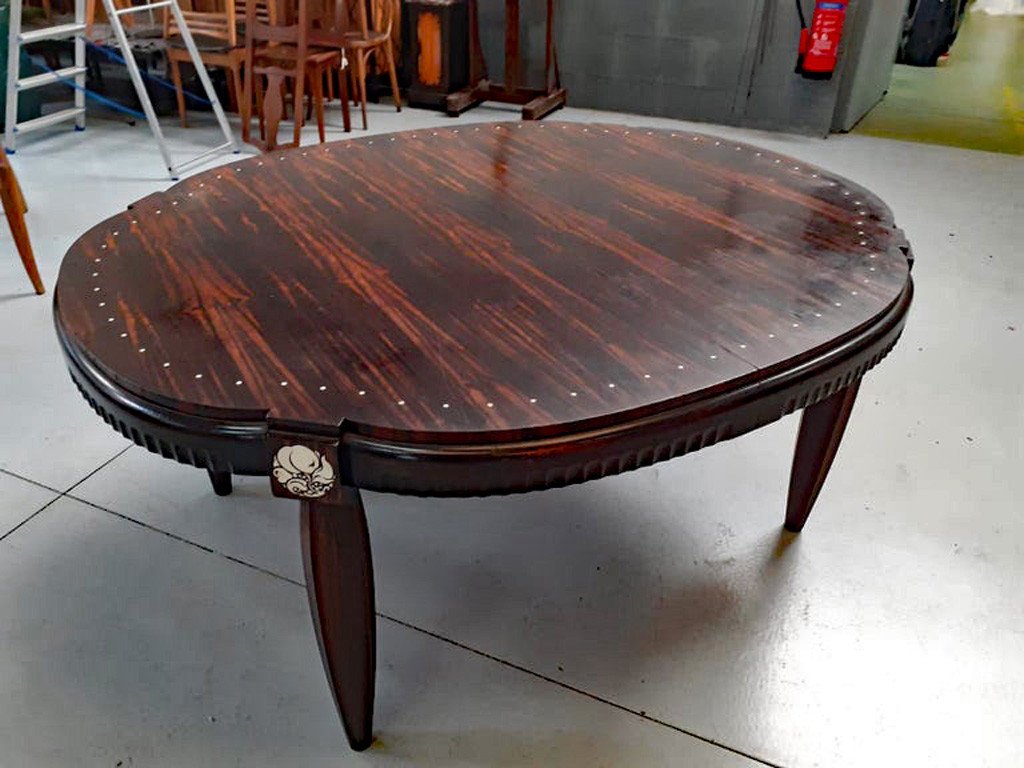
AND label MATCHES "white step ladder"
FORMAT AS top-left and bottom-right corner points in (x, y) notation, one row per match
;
(4, 0), (240, 179)
(4, 2), (86, 148)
